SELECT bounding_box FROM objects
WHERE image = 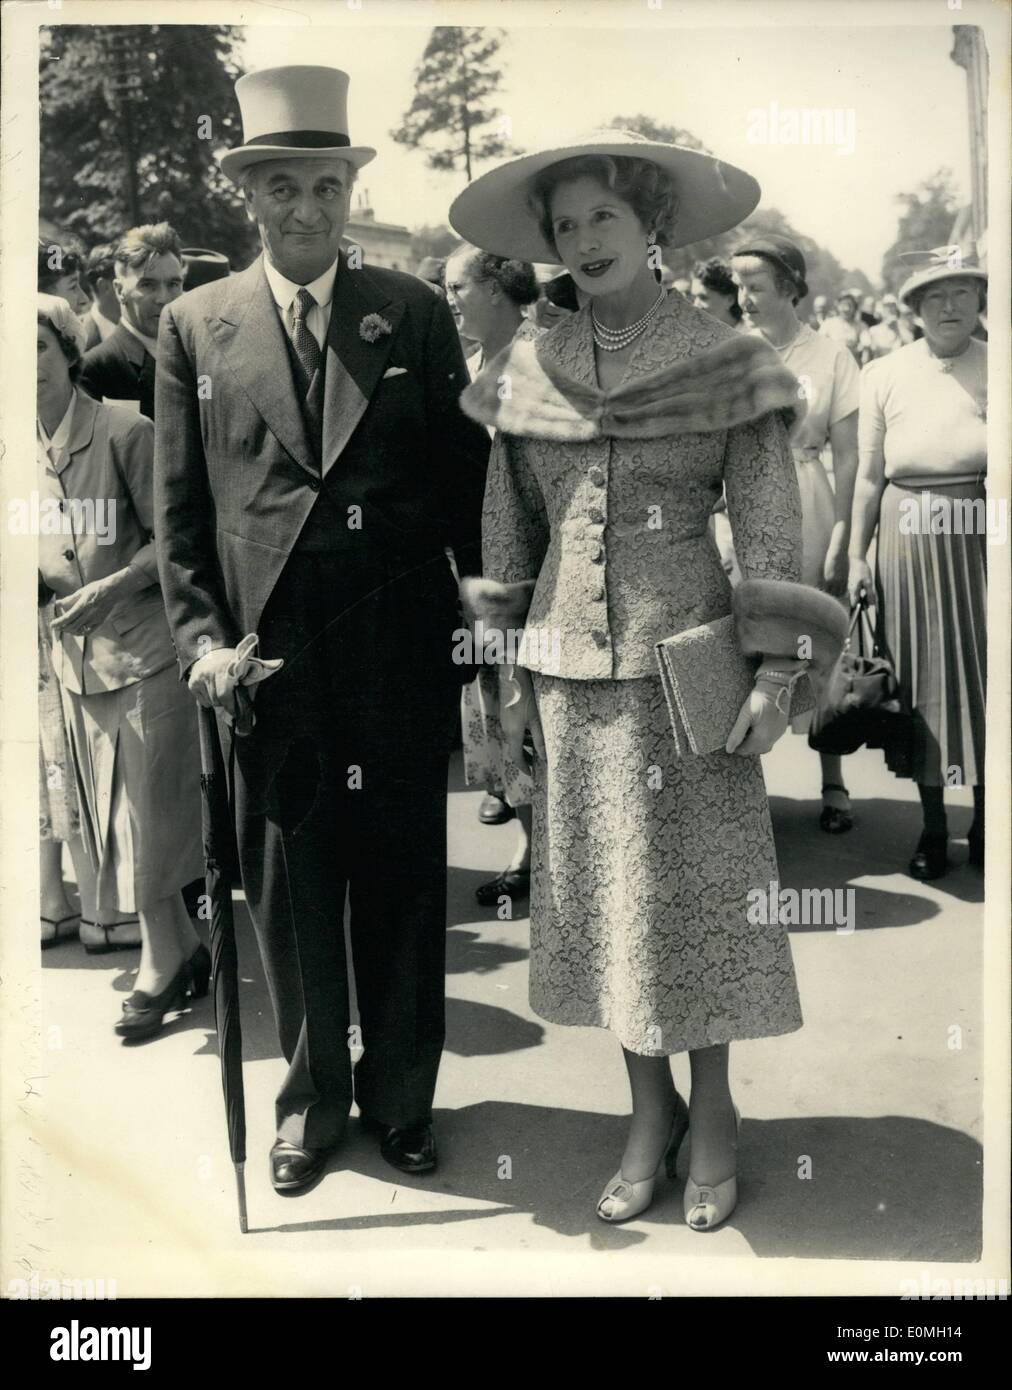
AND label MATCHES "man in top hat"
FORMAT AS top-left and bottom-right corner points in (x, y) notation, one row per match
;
(154, 66), (489, 1193)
